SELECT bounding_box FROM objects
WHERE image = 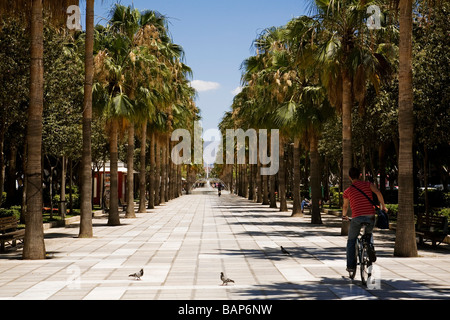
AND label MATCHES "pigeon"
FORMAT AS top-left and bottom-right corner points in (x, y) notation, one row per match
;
(129, 268), (143, 280)
(281, 246), (291, 255)
(220, 272), (235, 286)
